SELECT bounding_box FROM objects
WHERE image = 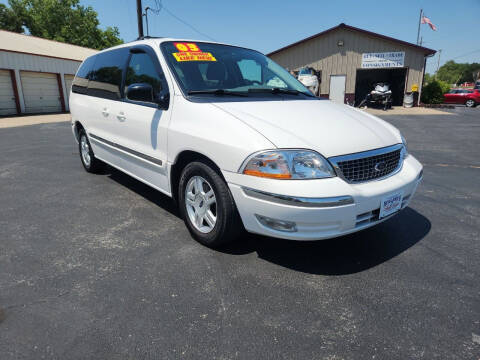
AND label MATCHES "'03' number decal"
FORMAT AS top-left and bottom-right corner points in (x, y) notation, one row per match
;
(174, 42), (201, 52)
